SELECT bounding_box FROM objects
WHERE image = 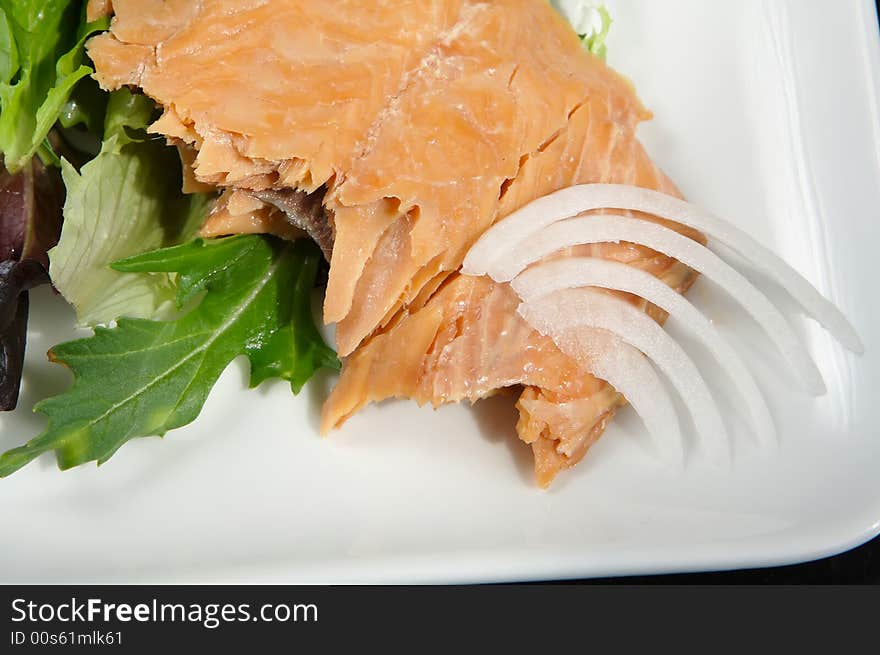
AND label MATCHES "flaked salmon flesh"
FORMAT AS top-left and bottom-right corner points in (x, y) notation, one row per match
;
(88, 0), (703, 485)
